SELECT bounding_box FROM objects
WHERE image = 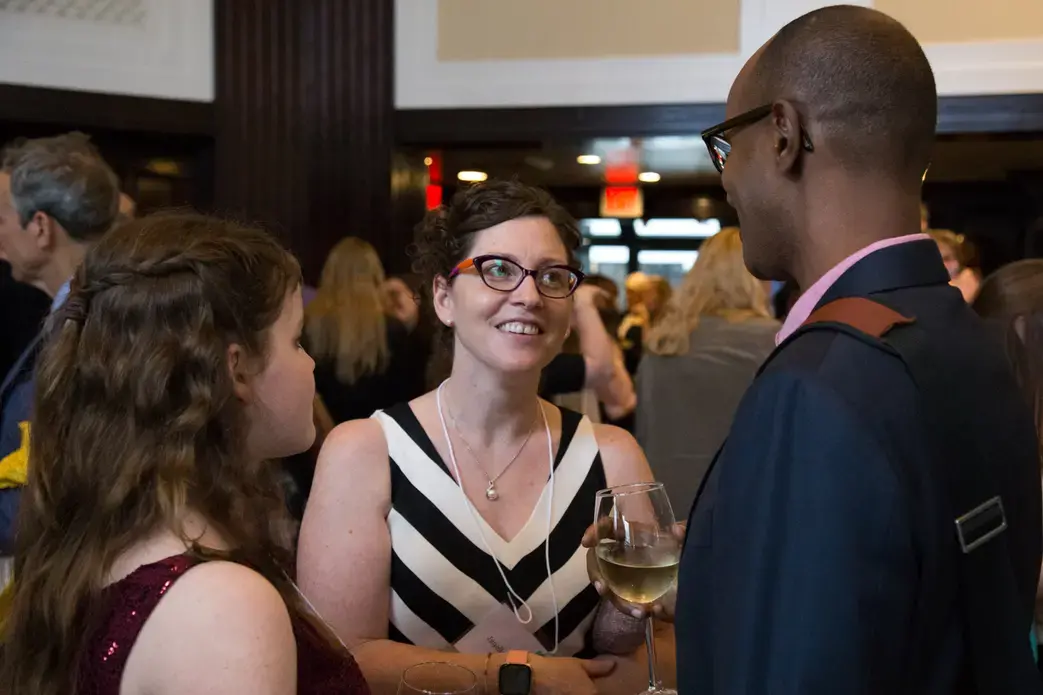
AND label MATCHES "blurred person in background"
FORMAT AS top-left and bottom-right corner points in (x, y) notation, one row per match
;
(585, 273), (621, 308)
(622, 271), (650, 322)
(540, 283), (636, 423)
(618, 273), (651, 373)
(298, 181), (667, 695)
(615, 274), (670, 433)
(637, 227), (778, 516)
(305, 237), (427, 425)
(960, 235), (984, 300)
(116, 191), (136, 226)
(287, 238), (429, 516)
(580, 272), (624, 342)
(0, 214), (370, 695)
(929, 228), (981, 303)
(0, 132), (119, 560)
(385, 274), (422, 333)
(618, 274), (671, 372)
(974, 259), (1043, 672)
